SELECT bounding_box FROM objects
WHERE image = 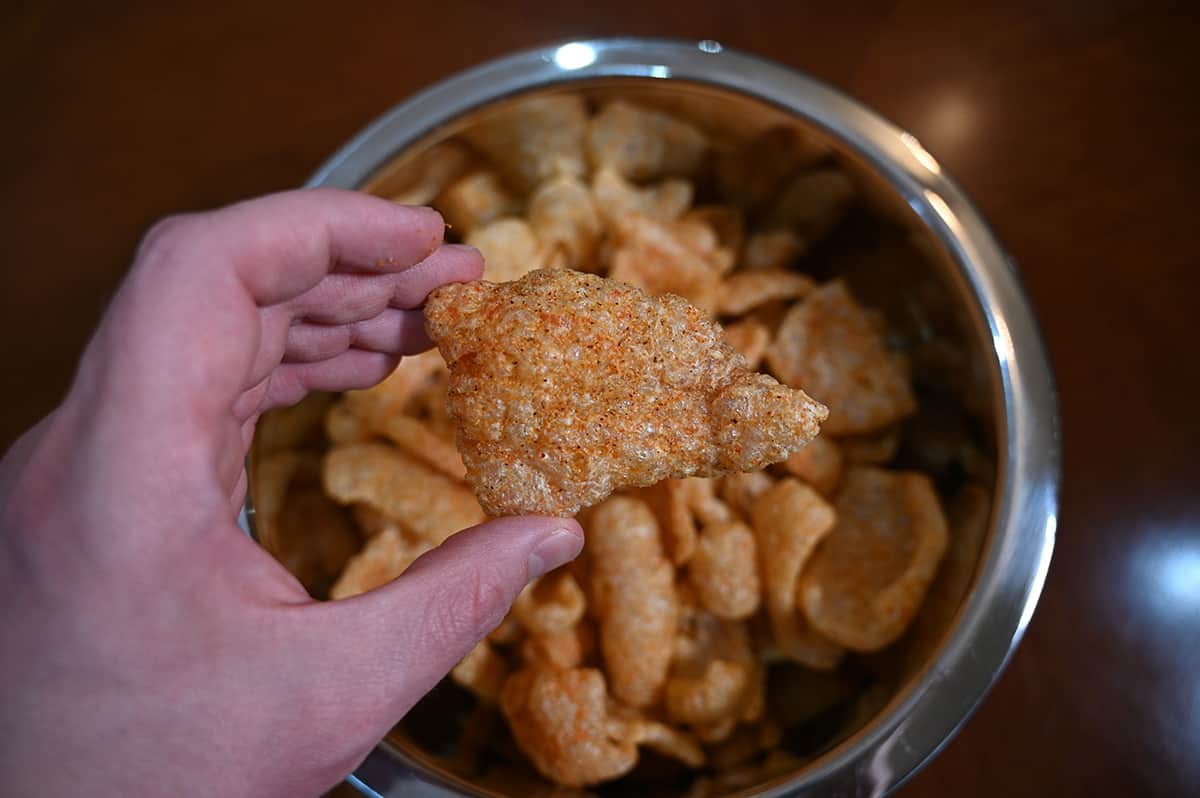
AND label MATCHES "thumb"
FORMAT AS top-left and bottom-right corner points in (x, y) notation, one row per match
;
(318, 515), (583, 719)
